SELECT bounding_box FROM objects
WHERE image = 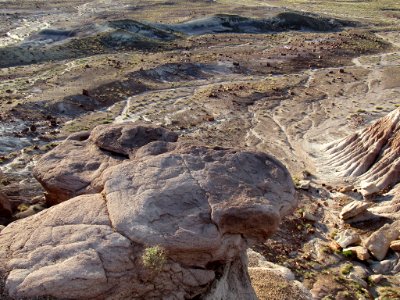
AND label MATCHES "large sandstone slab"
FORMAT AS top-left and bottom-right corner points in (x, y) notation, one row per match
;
(1, 124), (297, 299)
